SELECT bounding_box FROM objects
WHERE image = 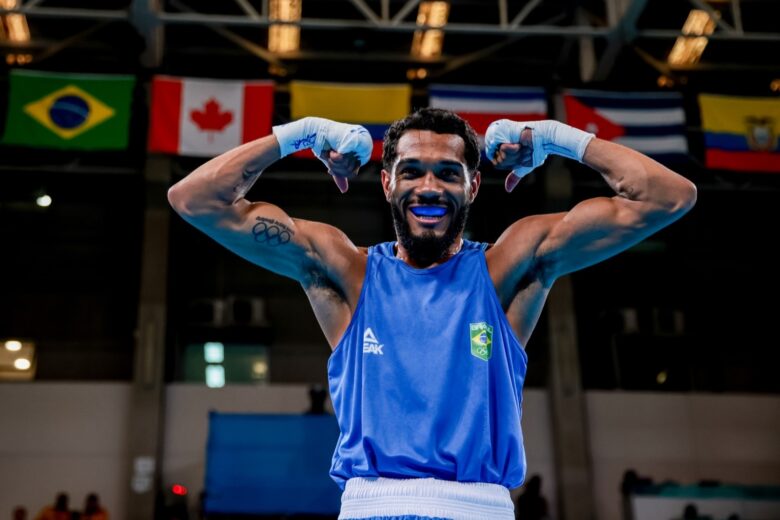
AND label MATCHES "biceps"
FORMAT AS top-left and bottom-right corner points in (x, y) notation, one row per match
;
(188, 200), (315, 281)
(539, 196), (654, 278)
